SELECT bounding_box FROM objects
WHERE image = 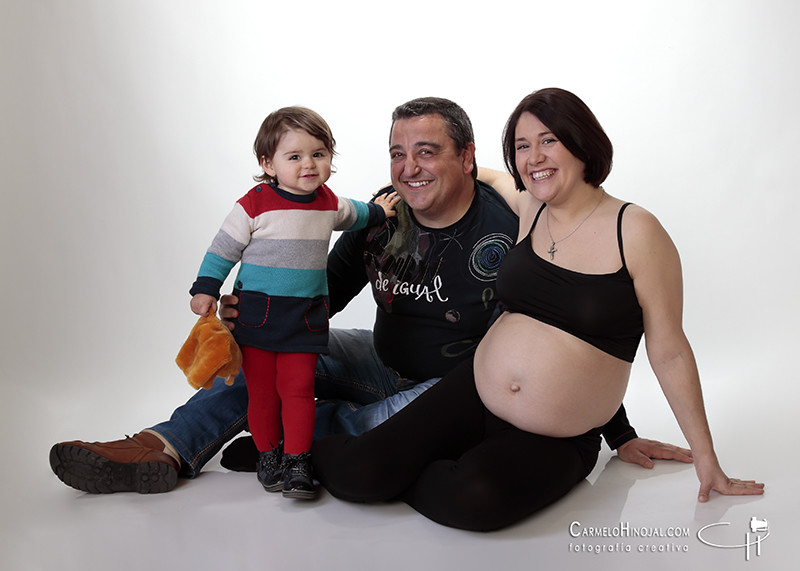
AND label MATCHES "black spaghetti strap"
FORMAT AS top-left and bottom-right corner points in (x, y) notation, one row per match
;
(530, 203), (547, 235)
(617, 202), (633, 268)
